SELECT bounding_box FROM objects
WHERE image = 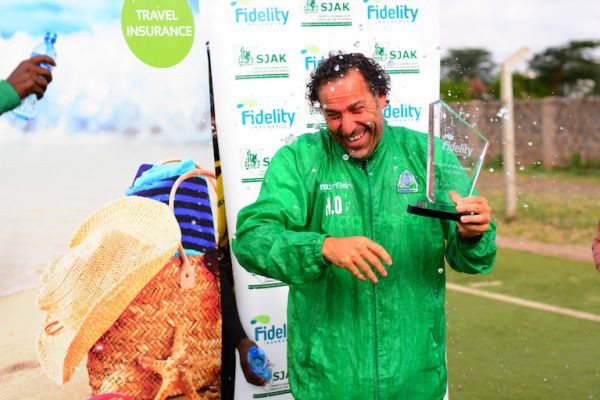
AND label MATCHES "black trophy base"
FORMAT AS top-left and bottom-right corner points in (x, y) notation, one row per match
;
(407, 201), (463, 221)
